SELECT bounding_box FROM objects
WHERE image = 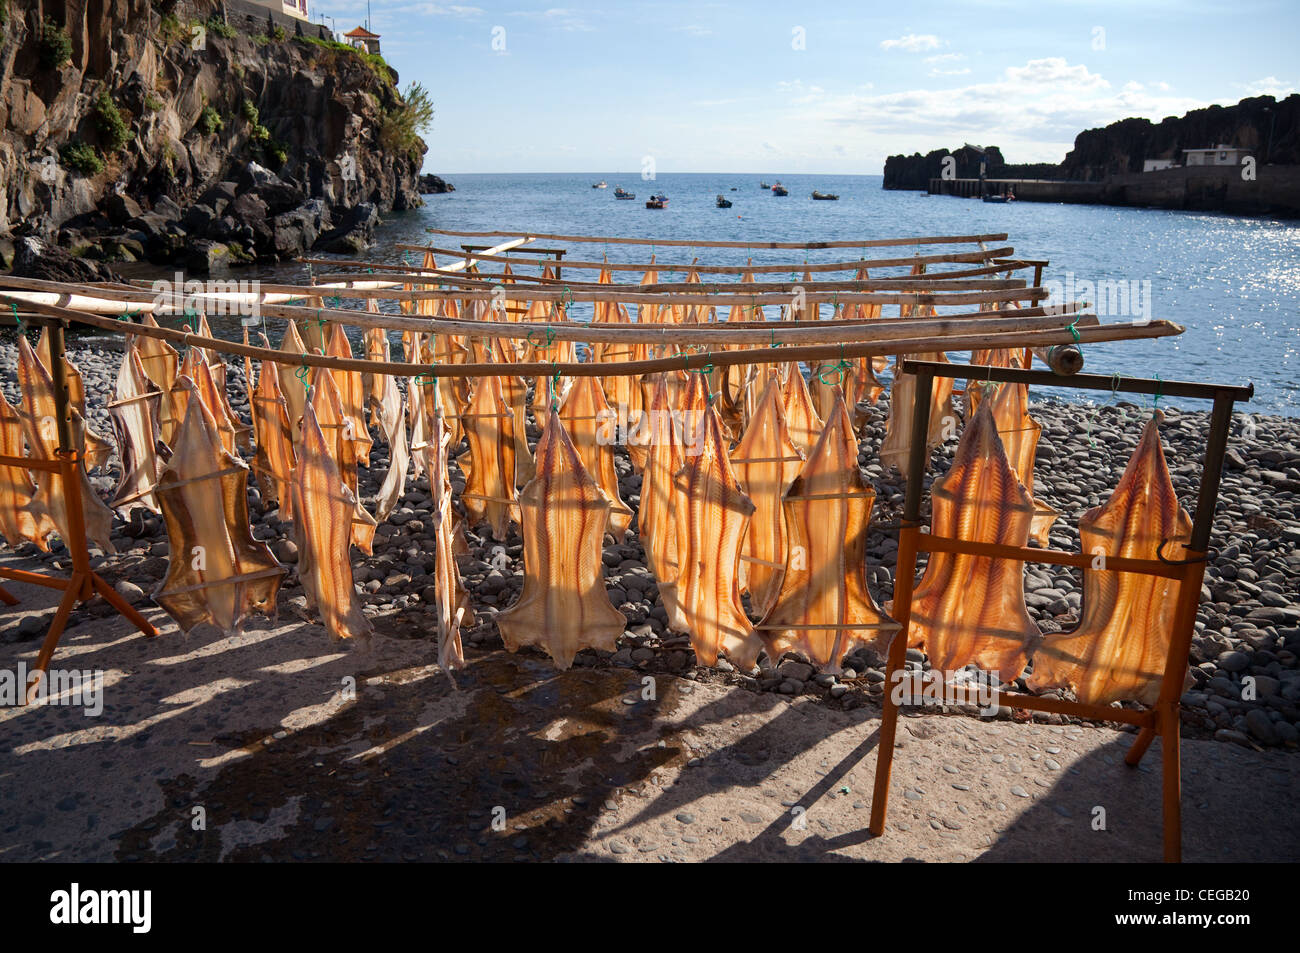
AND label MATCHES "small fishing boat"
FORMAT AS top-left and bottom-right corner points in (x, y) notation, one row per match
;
(645, 194), (668, 209)
(982, 193), (1014, 203)
(811, 190), (839, 201)
(614, 187), (635, 200)
(716, 194), (732, 208)
(760, 181), (771, 189)
(771, 182), (788, 196)
(592, 181), (607, 189)
(730, 187), (738, 191)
